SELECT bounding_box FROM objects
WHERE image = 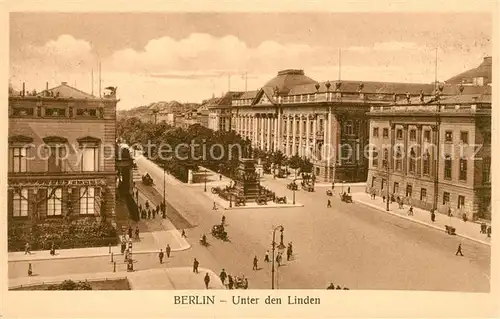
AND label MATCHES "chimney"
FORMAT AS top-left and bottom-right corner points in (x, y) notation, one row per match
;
(61, 81), (67, 85)
(22, 82), (25, 97)
(46, 82), (49, 91)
